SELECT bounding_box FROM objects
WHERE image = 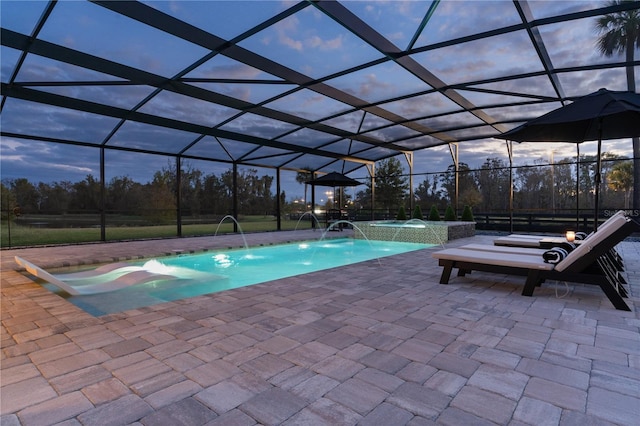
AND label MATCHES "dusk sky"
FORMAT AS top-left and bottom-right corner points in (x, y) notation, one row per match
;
(1, 0), (636, 200)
